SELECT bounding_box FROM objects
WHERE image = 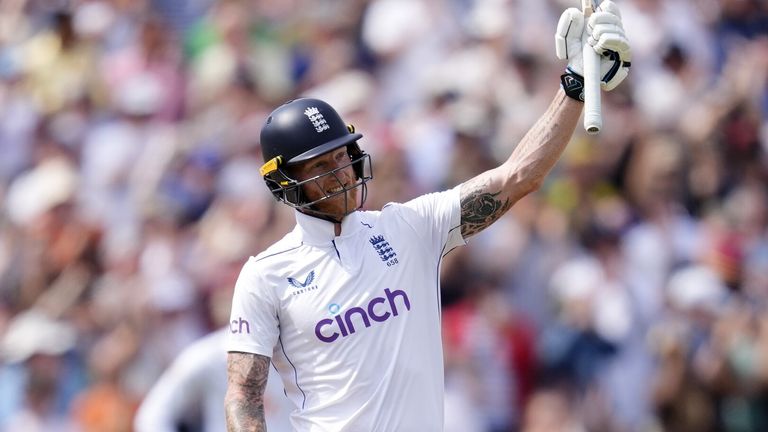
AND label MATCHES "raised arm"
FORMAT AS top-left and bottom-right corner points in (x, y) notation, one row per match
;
(460, 90), (581, 238)
(460, 1), (631, 238)
(225, 352), (271, 432)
